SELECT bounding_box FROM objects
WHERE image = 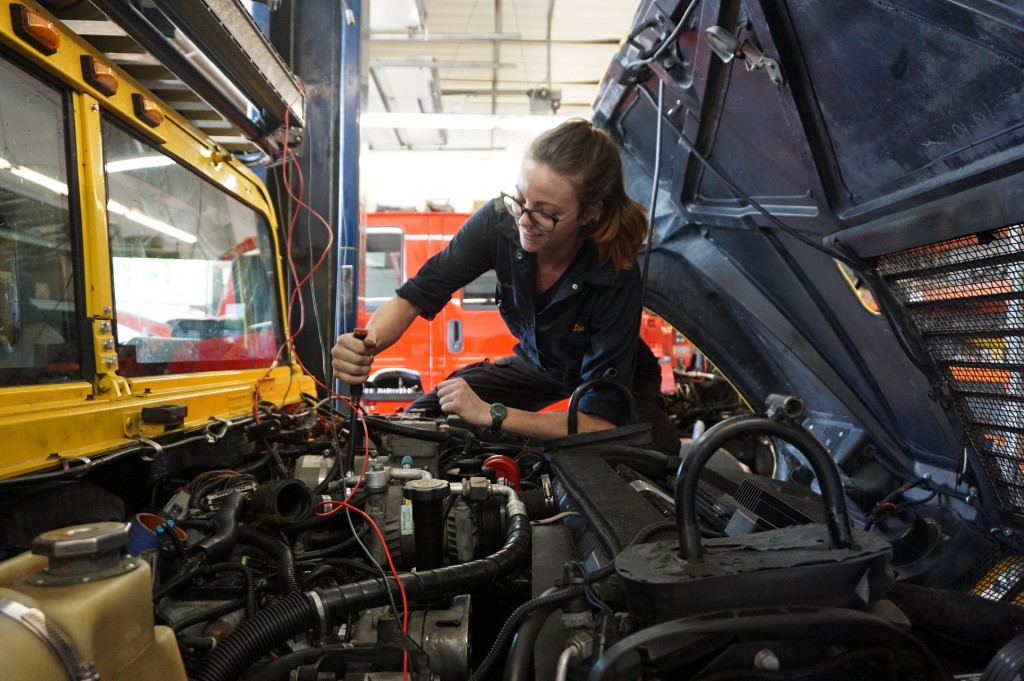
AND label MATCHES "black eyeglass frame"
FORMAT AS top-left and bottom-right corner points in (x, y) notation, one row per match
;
(500, 192), (576, 233)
